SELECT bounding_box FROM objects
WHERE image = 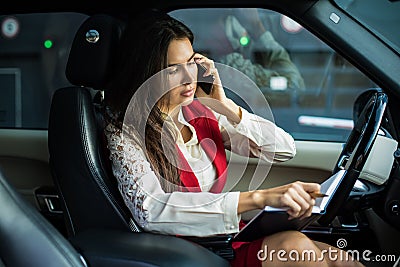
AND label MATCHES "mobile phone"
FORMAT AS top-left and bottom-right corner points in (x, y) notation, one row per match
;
(197, 63), (214, 94)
